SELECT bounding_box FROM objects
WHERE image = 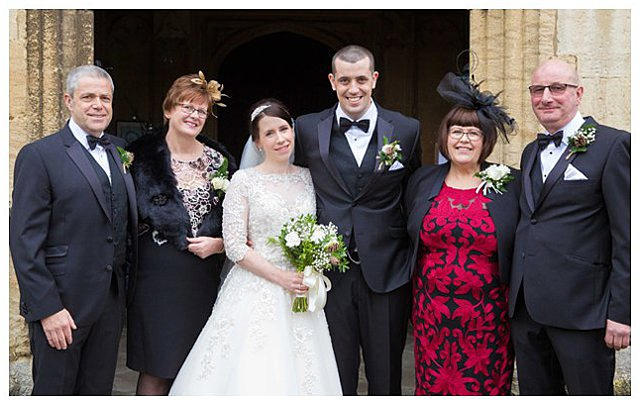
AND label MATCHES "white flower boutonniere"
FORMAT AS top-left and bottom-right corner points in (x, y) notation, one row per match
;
(209, 157), (230, 198)
(566, 124), (596, 160)
(376, 136), (403, 171)
(474, 164), (514, 195)
(116, 146), (134, 173)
